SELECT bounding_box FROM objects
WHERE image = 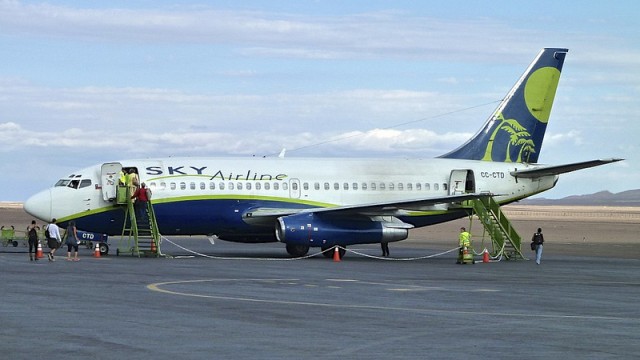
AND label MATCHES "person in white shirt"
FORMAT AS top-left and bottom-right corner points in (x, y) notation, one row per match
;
(46, 219), (62, 261)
